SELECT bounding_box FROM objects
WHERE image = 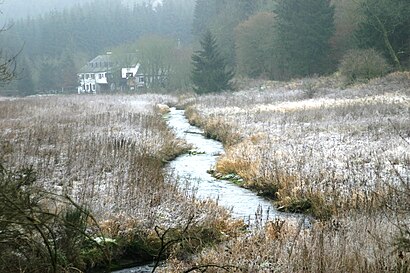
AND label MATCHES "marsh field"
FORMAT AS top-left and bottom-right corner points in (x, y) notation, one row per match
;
(0, 73), (409, 272)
